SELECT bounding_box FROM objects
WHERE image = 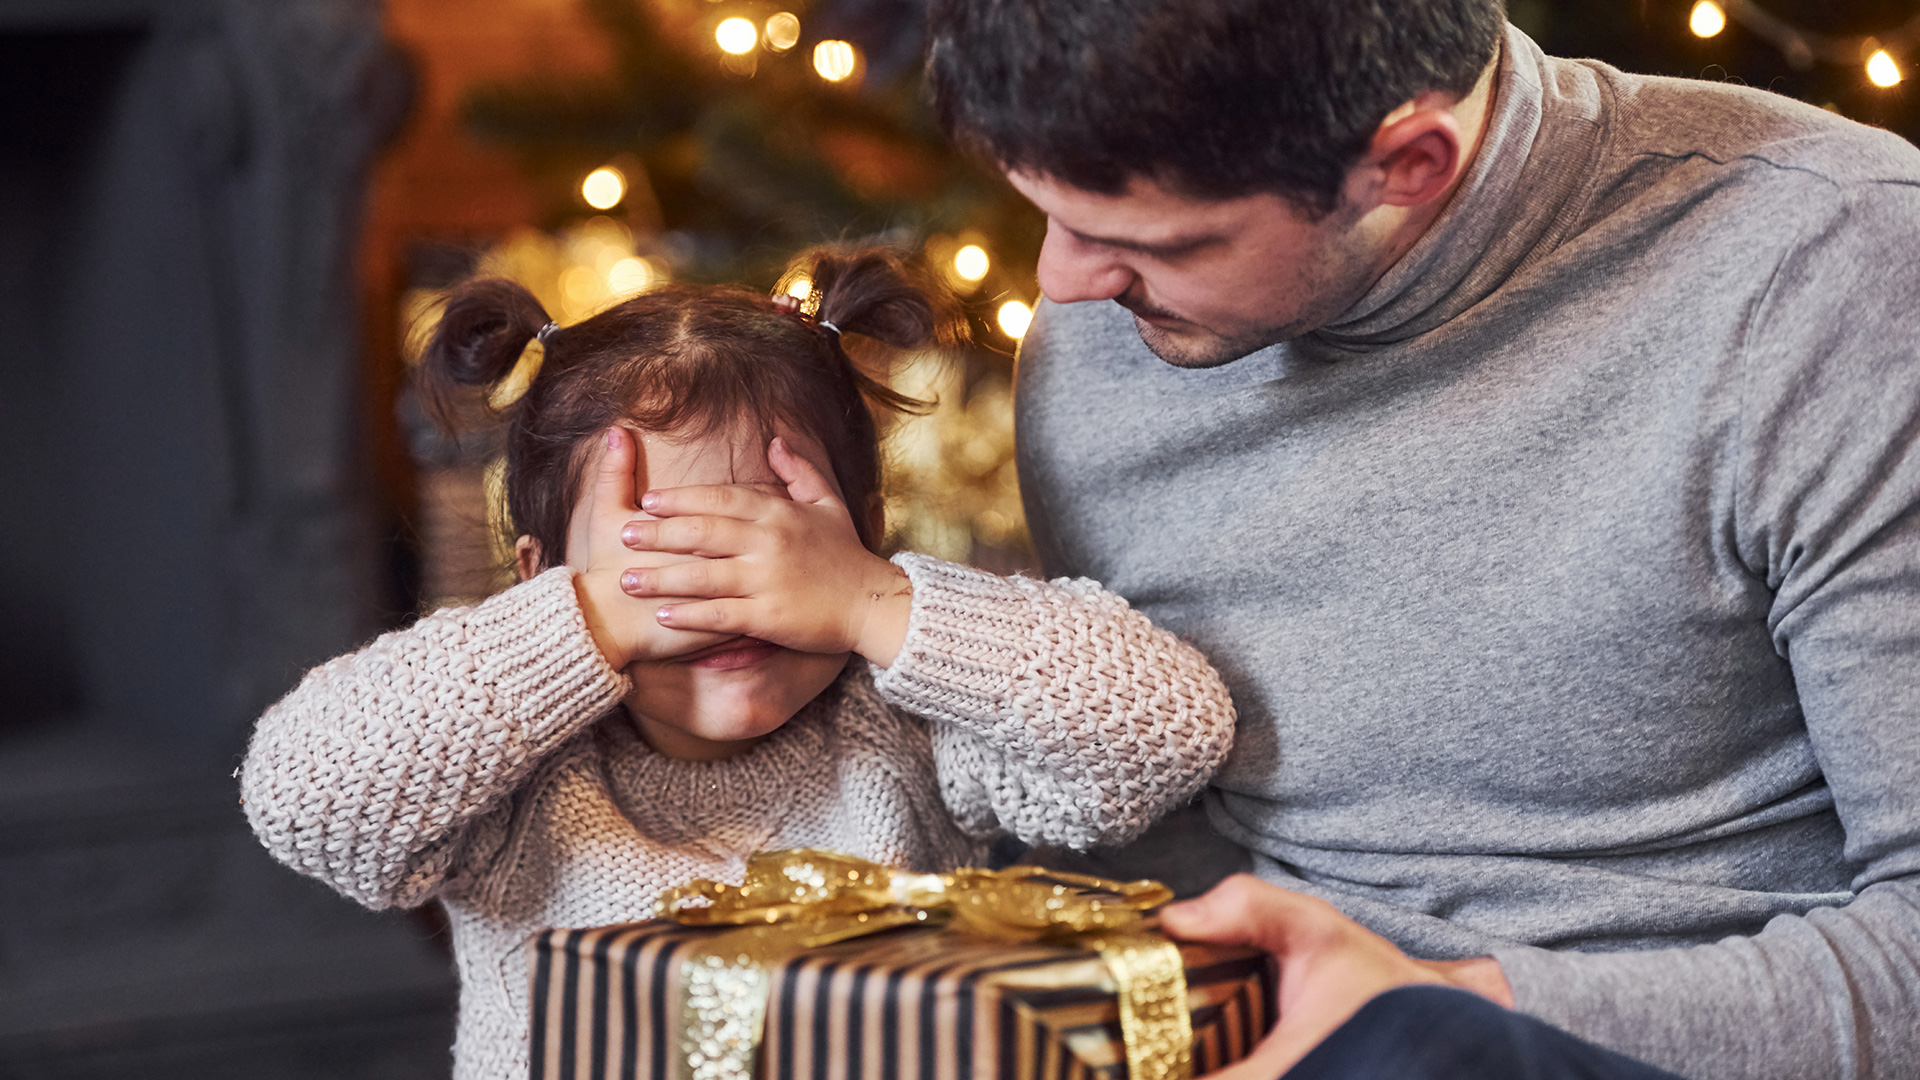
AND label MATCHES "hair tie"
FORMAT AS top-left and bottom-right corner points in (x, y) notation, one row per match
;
(536, 321), (559, 344)
(816, 319), (842, 339)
